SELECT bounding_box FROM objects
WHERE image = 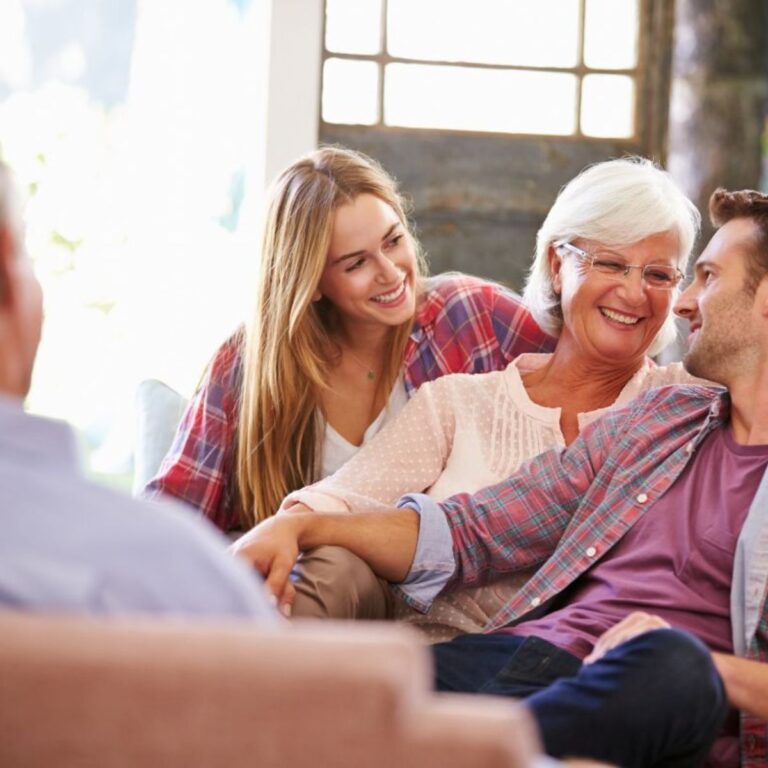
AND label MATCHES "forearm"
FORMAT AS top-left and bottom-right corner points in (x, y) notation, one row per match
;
(294, 508), (420, 583)
(712, 653), (768, 720)
(285, 384), (451, 515)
